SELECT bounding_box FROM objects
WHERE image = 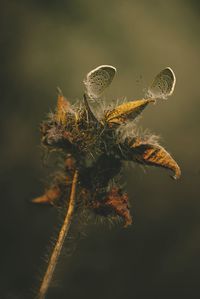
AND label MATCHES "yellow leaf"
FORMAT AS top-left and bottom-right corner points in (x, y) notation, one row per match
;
(104, 99), (154, 125)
